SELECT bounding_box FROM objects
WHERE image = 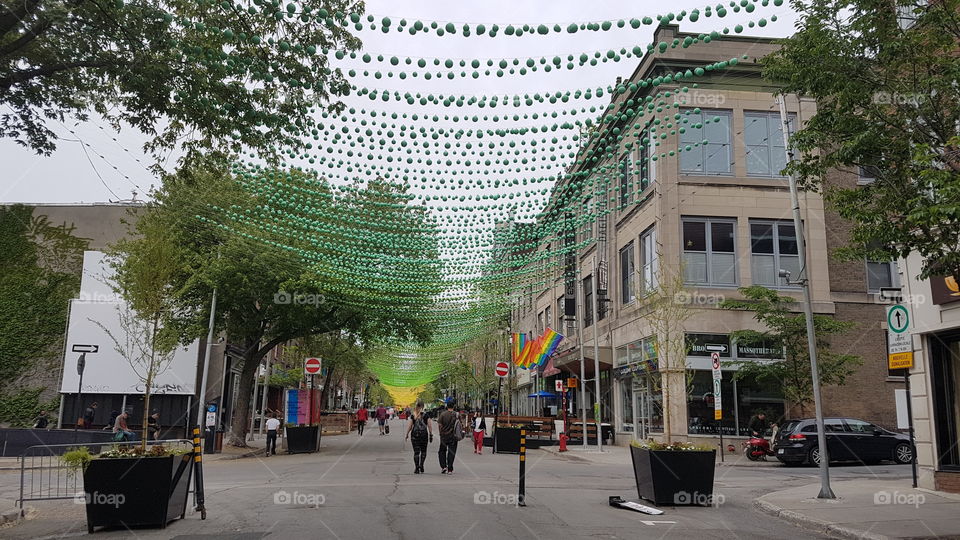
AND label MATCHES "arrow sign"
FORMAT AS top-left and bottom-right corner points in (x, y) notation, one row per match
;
(71, 344), (99, 353)
(705, 344), (728, 352)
